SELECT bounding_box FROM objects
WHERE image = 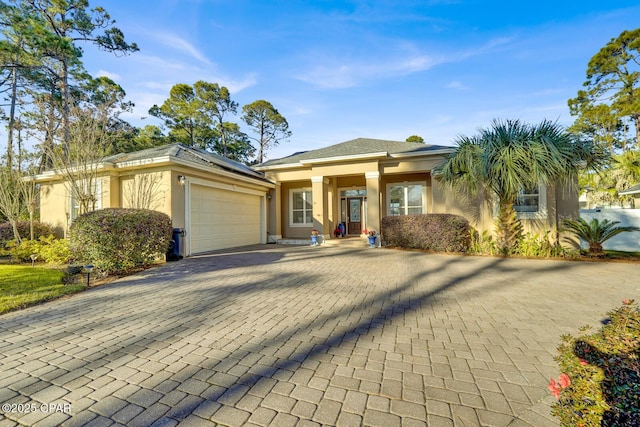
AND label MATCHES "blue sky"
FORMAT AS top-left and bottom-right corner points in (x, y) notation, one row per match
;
(80, 0), (640, 160)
